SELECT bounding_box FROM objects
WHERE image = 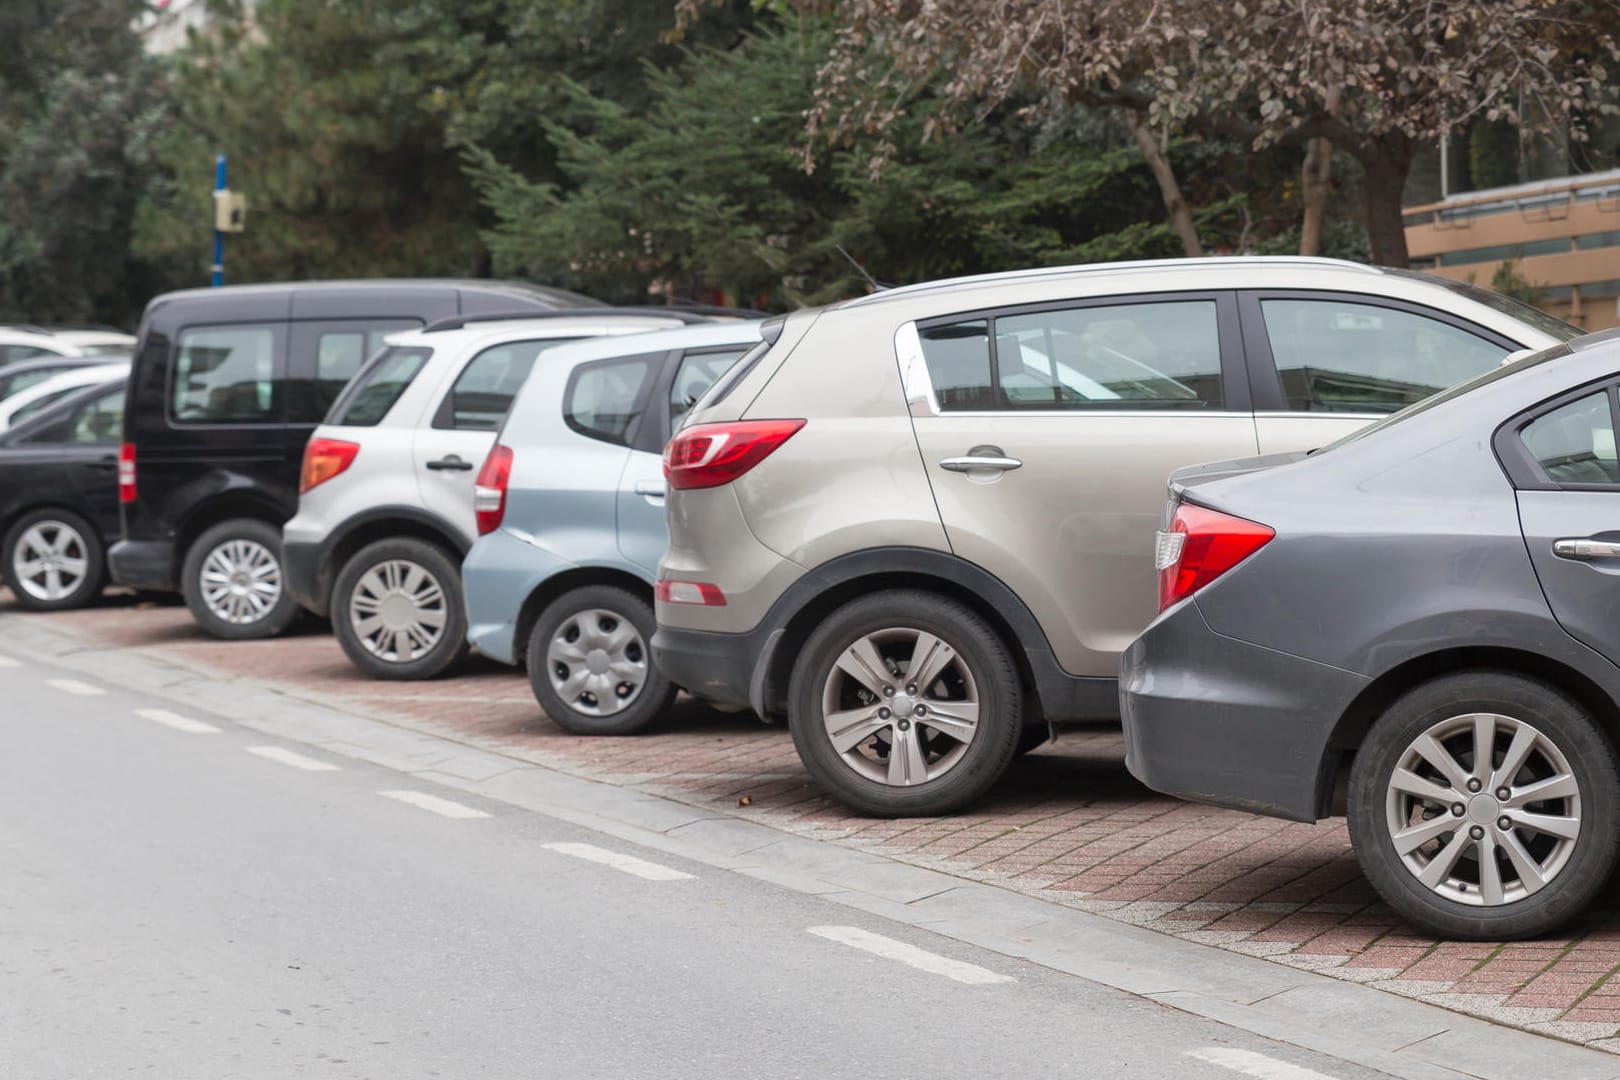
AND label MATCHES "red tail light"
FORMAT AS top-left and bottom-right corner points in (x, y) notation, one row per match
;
(117, 442), (137, 504)
(1156, 502), (1274, 611)
(474, 444), (514, 535)
(664, 419), (805, 490)
(299, 437), (360, 494)
(655, 579), (727, 606)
